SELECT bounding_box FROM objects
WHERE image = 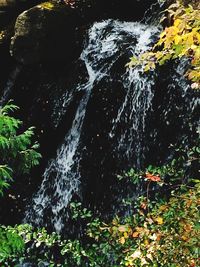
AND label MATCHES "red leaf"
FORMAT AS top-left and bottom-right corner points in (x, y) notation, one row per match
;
(145, 172), (161, 182)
